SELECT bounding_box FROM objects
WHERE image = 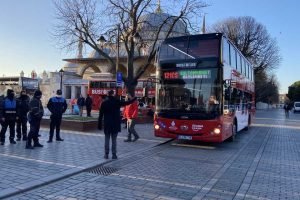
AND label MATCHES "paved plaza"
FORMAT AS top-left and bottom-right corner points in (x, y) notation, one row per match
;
(1, 109), (300, 199)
